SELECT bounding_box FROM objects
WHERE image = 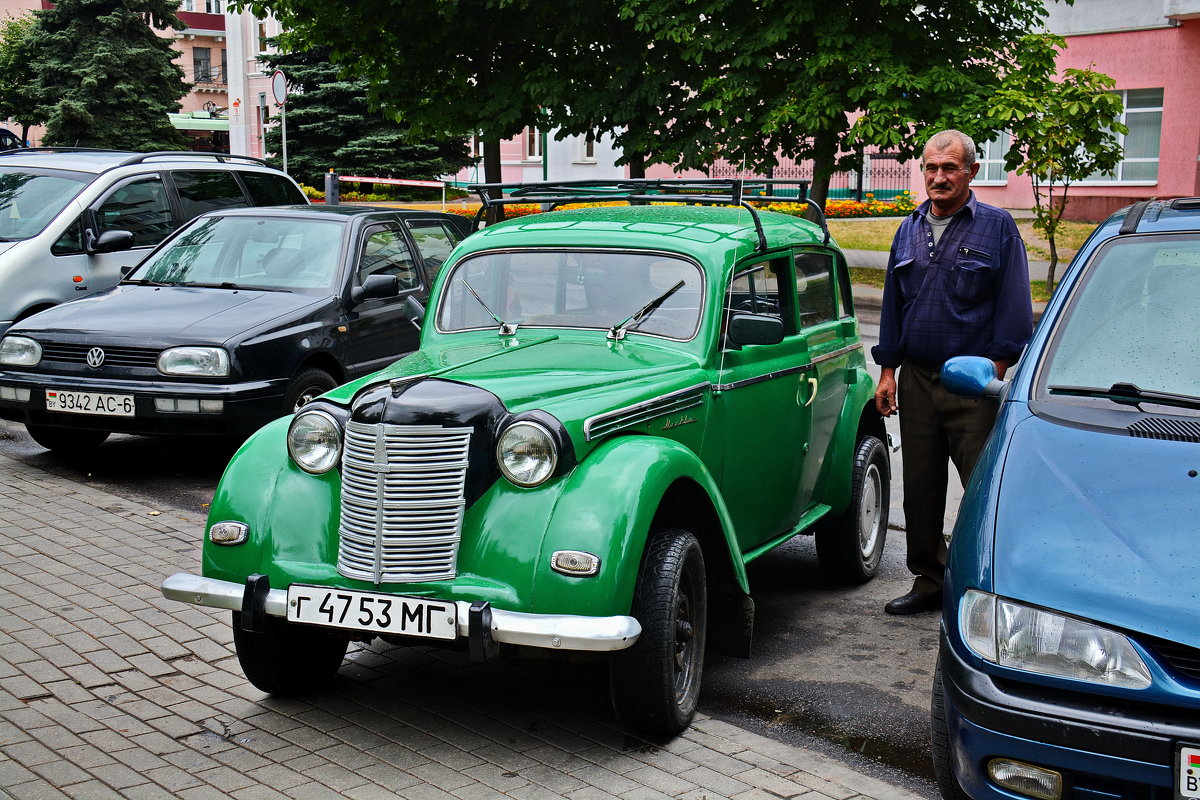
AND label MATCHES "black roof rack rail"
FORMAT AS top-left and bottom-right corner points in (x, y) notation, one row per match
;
(117, 151), (271, 167)
(1, 146), (122, 155)
(1118, 198), (1154, 235)
(466, 178), (829, 251)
